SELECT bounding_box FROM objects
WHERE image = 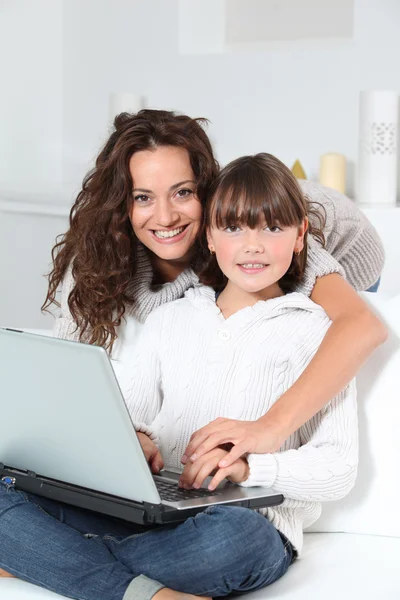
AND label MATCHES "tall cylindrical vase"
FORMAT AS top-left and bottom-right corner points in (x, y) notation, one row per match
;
(357, 90), (398, 206)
